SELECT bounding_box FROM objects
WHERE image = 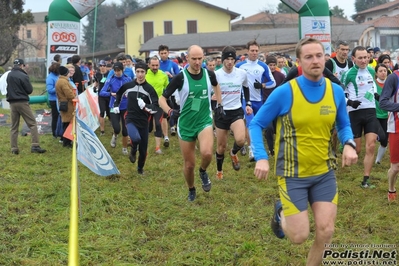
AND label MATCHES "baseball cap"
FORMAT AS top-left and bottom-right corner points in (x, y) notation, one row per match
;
(13, 58), (25, 66)
(366, 46), (374, 52)
(99, 60), (106, 66)
(113, 62), (124, 70)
